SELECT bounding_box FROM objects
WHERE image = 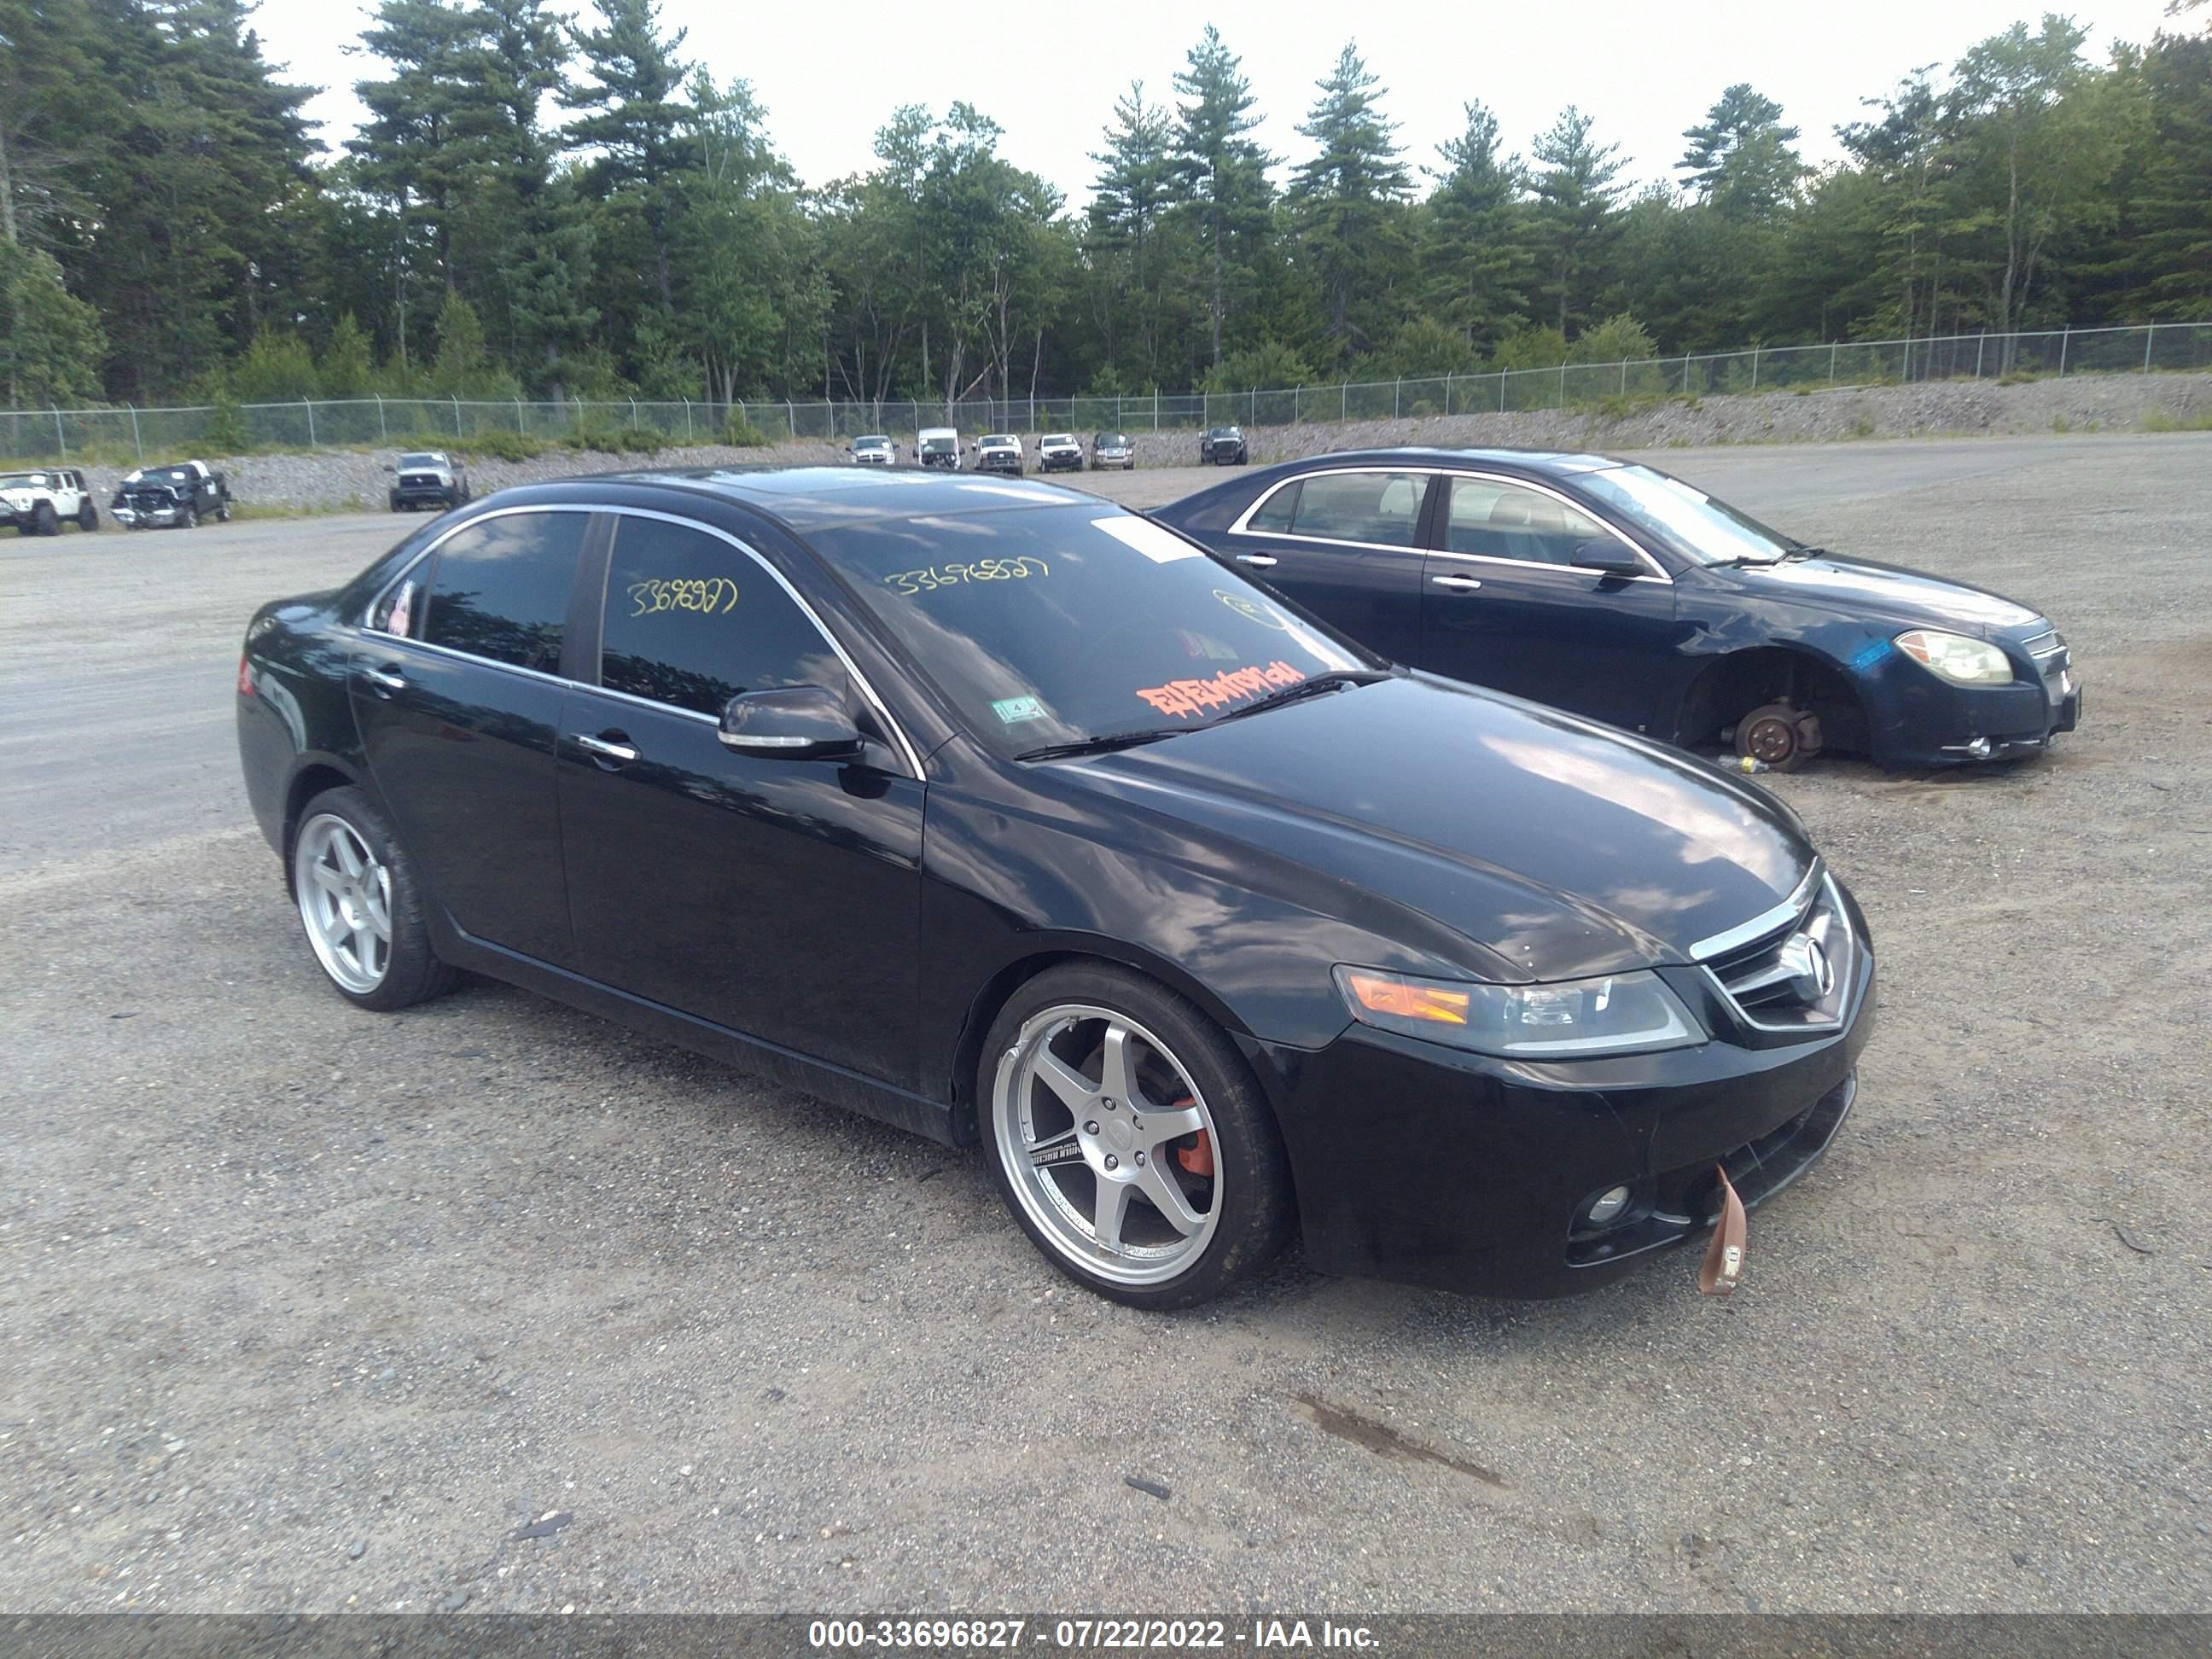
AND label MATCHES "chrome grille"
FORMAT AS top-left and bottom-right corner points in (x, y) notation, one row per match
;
(1703, 876), (1854, 1033)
